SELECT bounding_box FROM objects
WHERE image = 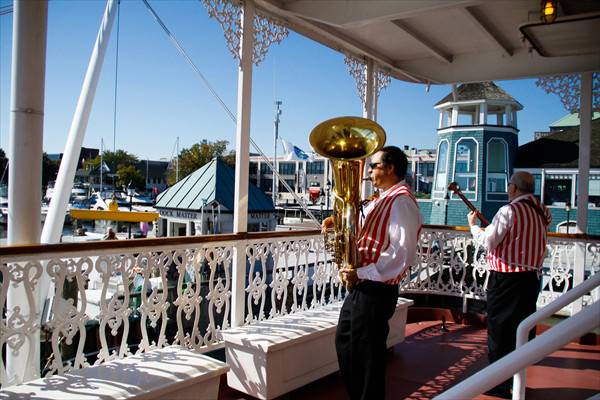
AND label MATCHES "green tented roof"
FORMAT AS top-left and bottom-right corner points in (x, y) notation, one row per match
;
(435, 81), (522, 109)
(549, 112), (600, 128)
(155, 158), (274, 212)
